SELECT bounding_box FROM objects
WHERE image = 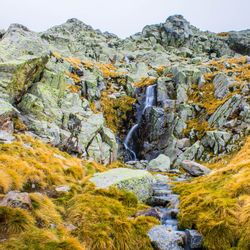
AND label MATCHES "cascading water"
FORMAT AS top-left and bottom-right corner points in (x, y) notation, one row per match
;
(123, 84), (157, 161)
